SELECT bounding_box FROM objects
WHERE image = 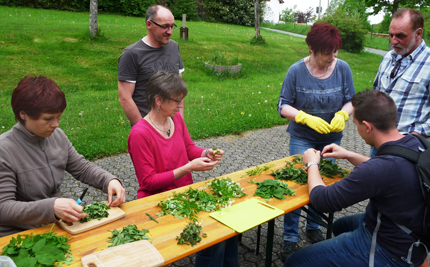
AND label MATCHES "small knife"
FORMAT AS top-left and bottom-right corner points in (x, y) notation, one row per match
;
(76, 188), (89, 205)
